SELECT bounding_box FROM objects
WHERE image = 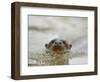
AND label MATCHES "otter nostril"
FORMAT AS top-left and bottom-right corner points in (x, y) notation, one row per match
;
(55, 42), (57, 44)
(59, 42), (61, 44)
